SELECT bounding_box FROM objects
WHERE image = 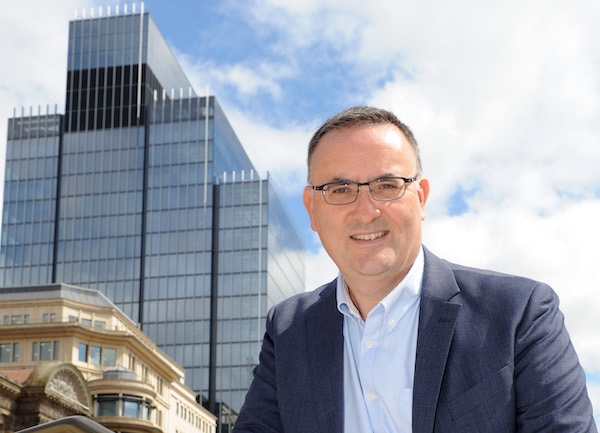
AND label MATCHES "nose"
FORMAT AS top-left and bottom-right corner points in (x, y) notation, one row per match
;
(352, 185), (382, 222)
